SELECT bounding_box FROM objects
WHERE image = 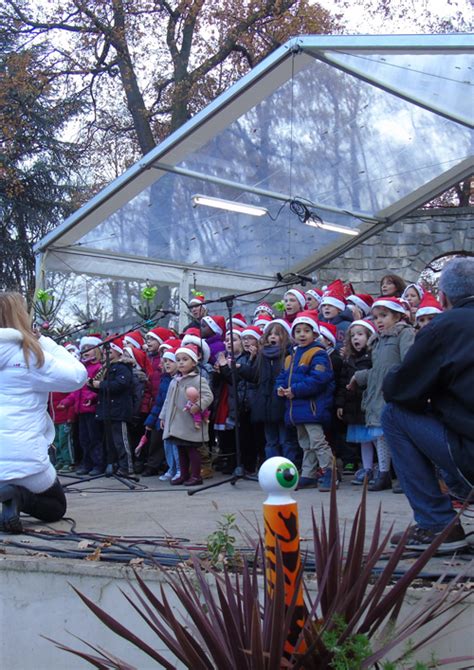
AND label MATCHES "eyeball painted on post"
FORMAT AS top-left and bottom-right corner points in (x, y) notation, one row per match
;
(258, 456), (299, 496)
